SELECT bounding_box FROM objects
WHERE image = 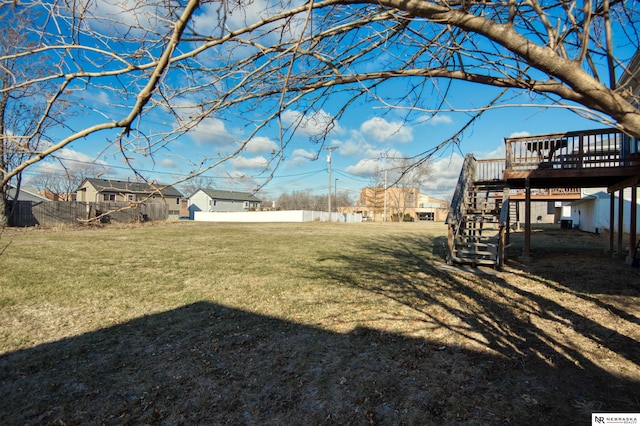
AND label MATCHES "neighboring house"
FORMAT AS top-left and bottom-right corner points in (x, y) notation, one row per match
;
(76, 178), (183, 218)
(188, 188), (261, 218)
(342, 187), (449, 222)
(561, 188), (640, 235)
(40, 189), (75, 201)
(356, 186), (419, 221)
(6, 185), (50, 202)
(618, 48), (640, 99)
(416, 194), (449, 221)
